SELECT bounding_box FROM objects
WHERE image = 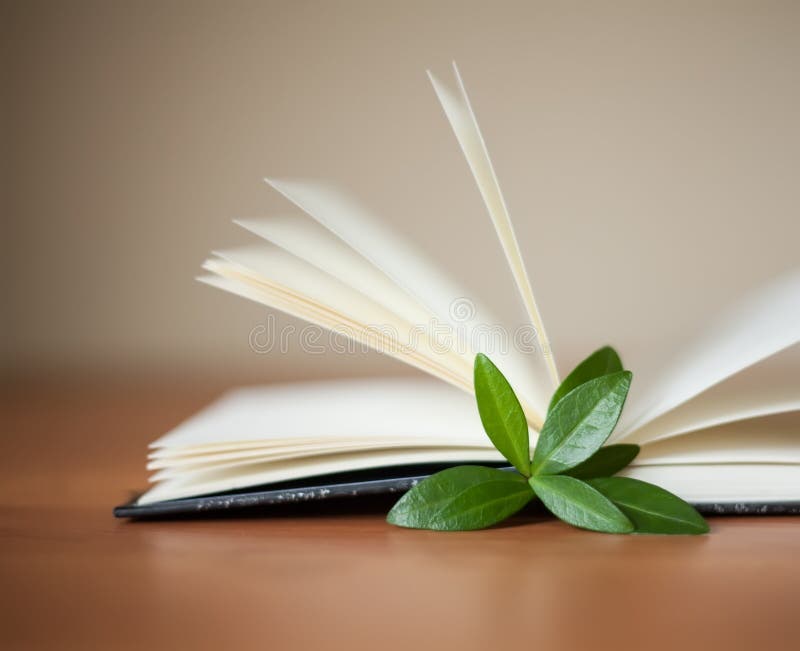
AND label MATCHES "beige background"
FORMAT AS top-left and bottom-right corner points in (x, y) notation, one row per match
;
(4, 0), (799, 385)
